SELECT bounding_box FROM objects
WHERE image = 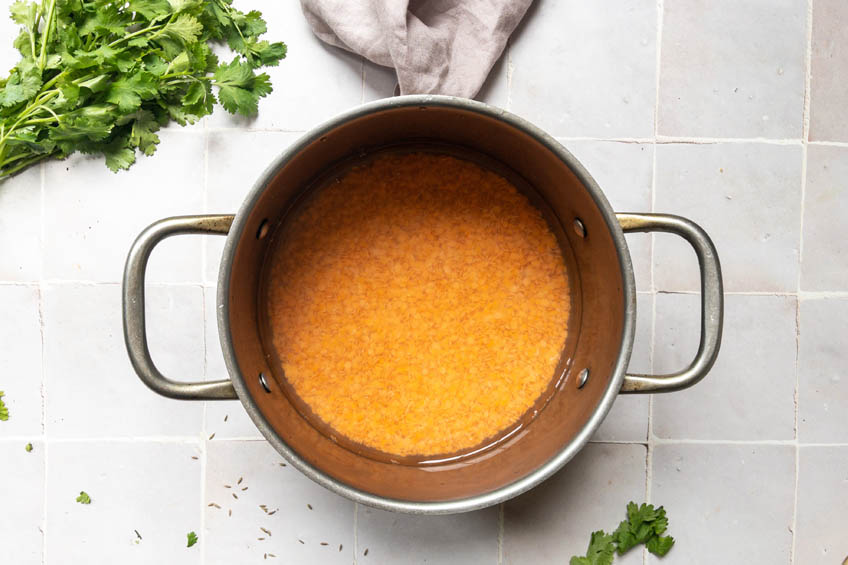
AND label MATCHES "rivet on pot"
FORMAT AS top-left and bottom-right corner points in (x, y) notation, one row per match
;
(256, 219), (269, 240)
(576, 368), (589, 389)
(573, 218), (586, 238)
(259, 372), (272, 393)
